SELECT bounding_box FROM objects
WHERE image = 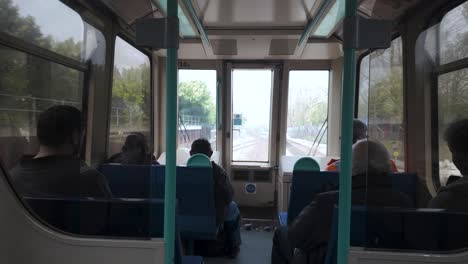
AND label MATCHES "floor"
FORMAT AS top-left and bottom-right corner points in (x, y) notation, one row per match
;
(204, 206), (277, 264)
(204, 230), (274, 264)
